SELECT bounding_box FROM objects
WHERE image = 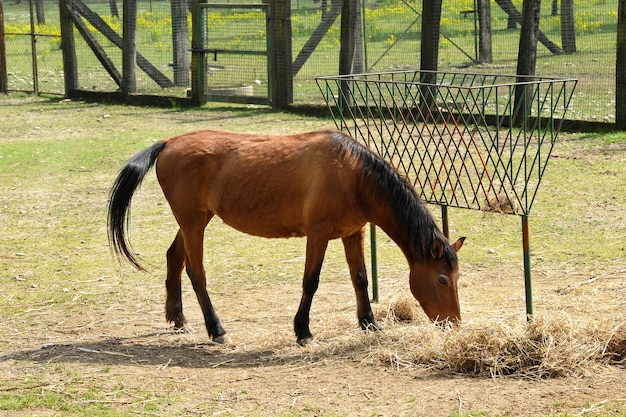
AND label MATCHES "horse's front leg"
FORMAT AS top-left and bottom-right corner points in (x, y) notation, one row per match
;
(342, 227), (380, 332)
(165, 230), (187, 329)
(294, 230), (330, 346)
